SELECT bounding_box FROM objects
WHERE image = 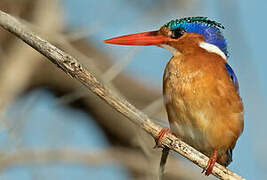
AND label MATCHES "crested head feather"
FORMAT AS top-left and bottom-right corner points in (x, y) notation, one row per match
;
(165, 17), (224, 30)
